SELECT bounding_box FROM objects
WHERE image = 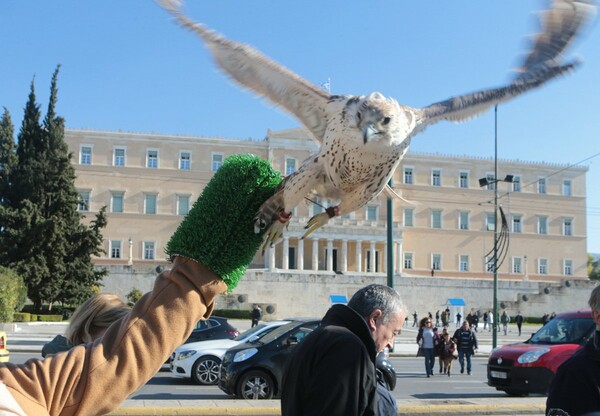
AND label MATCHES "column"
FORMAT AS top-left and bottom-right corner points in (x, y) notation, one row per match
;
(327, 239), (334, 271)
(341, 239), (348, 273)
(397, 241), (403, 274)
(370, 241), (376, 273)
(356, 240), (362, 273)
(267, 246), (276, 271)
(312, 238), (319, 271)
(383, 241), (388, 275)
(282, 237), (289, 270)
(127, 238), (133, 266)
(297, 238), (304, 271)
